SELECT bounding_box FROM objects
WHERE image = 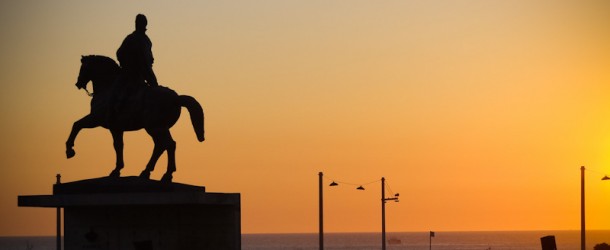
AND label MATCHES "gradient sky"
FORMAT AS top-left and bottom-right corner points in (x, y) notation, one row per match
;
(1, 1), (610, 236)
